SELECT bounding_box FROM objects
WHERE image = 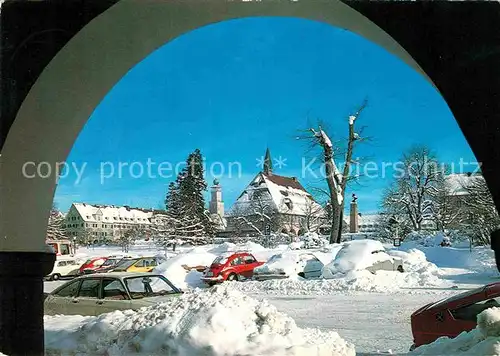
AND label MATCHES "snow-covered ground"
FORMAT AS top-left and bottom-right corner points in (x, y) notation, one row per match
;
(45, 285), (356, 356)
(43, 236), (500, 355)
